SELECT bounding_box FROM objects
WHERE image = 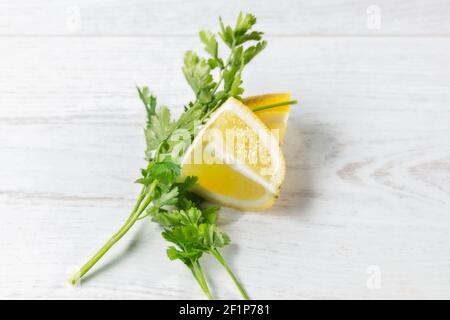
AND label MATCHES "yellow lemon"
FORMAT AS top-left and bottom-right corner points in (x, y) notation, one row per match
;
(181, 97), (285, 210)
(243, 93), (291, 144)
